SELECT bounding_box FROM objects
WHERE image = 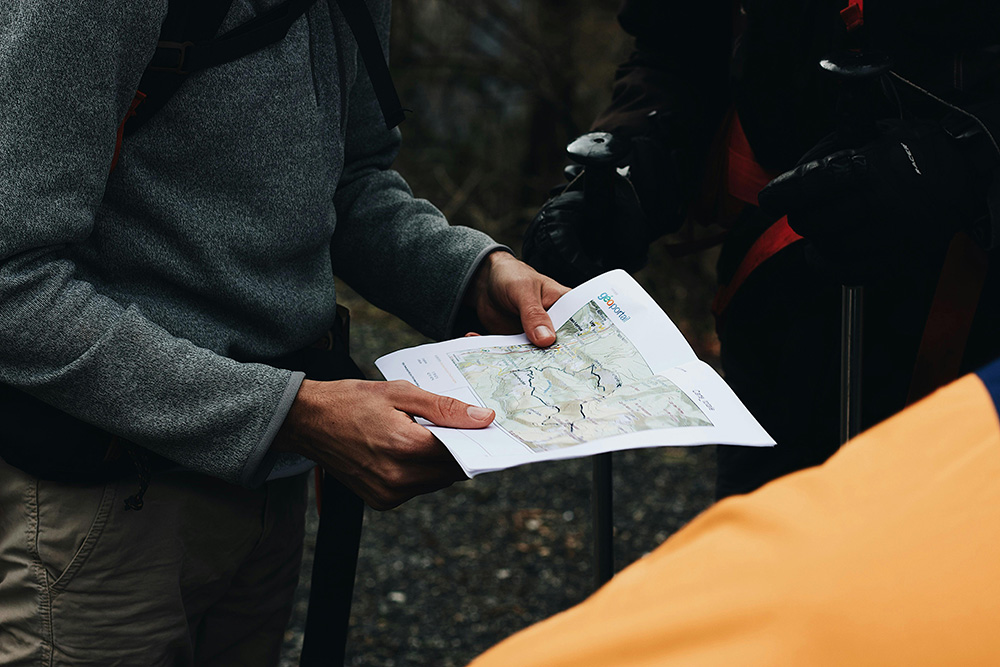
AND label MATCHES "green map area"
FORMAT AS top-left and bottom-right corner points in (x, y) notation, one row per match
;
(449, 301), (711, 452)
